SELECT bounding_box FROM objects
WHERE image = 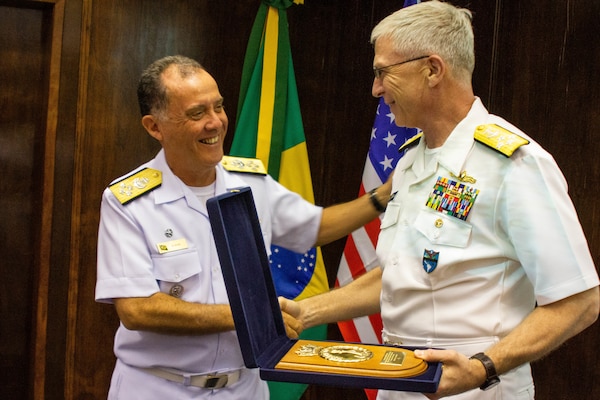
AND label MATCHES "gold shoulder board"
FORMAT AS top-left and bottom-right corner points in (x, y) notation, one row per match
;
(221, 155), (267, 175)
(398, 132), (423, 153)
(109, 168), (162, 205)
(474, 124), (529, 157)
